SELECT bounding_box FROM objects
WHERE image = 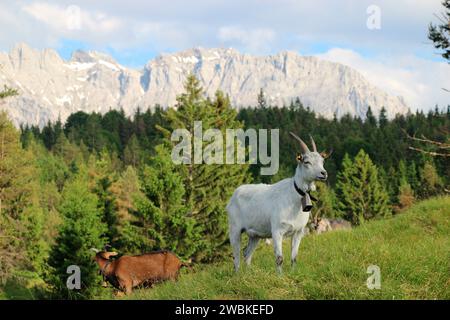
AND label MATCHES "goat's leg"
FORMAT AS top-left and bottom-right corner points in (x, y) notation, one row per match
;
(118, 277), (132, 295)
(243, 236), (260, 266)
(291, 229), (304, 267)
(229, 227), (242, 272)
(272, 231), (284, 274)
